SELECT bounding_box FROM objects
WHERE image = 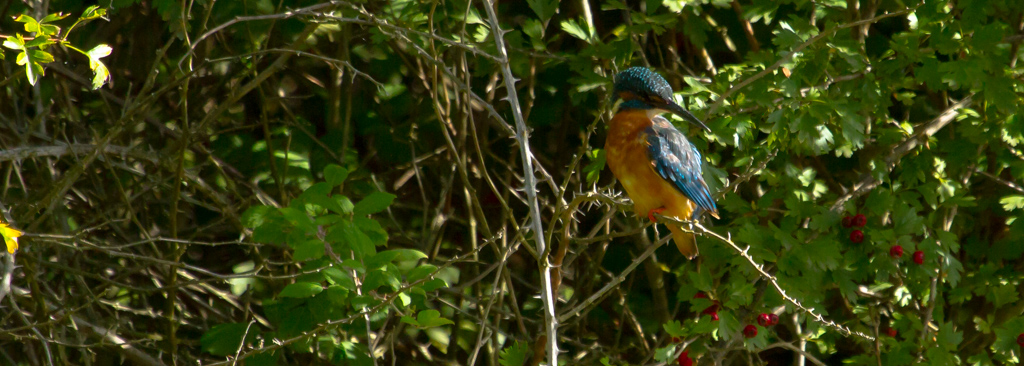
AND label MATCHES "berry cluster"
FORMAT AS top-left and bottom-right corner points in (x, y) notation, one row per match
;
(742, 313), (780, 339)
(695, 292), (719, 321)
(842, 213), (867, 243)
(889, 245), (924, 264)
(888, 245), (929, 262)
(845, 213), (927, 265)
(757, 313), (779, 327)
